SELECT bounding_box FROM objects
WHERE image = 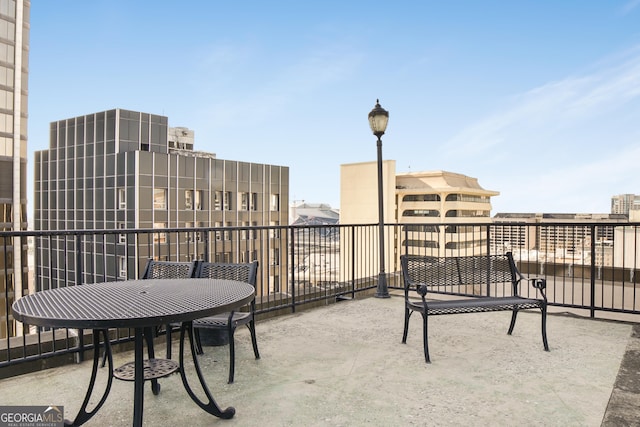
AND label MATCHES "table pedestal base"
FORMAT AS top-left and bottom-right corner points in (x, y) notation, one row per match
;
(65, 330), (114, 426)
(65, 324), (234, 426)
